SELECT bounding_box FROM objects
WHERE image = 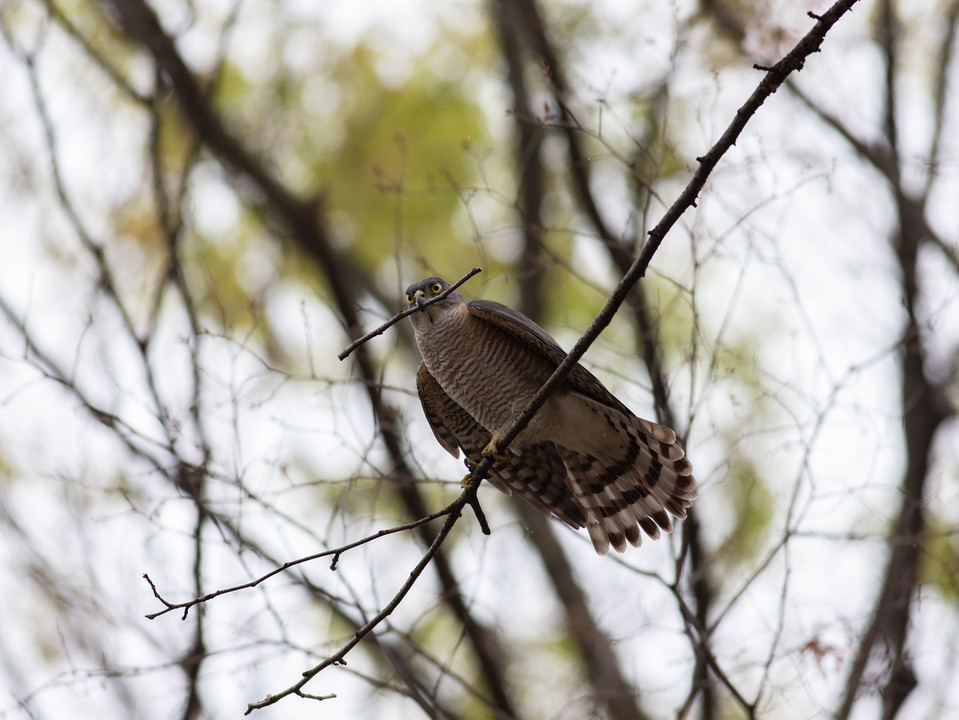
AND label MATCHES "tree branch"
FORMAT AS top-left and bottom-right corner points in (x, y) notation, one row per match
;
(142, 505), (452, 620)
(487, 0), (865, 463)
